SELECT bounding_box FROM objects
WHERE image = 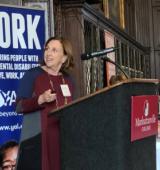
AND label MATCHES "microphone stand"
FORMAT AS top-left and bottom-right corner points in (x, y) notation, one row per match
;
(102, 56), (129, 79)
